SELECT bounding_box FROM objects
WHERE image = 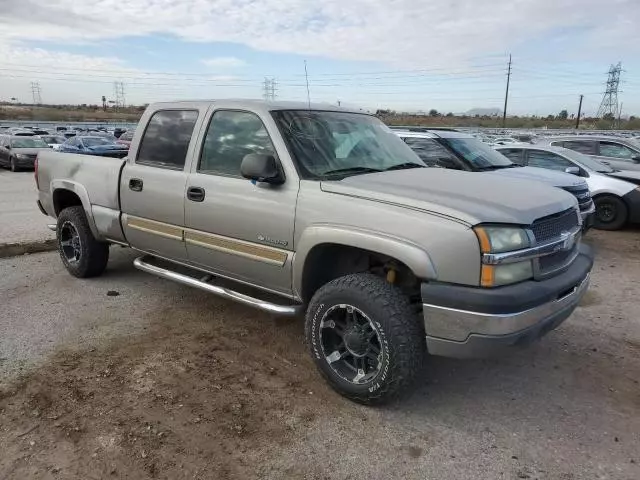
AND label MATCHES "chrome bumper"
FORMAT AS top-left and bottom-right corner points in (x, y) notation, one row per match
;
(423, 273), (590, 358)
